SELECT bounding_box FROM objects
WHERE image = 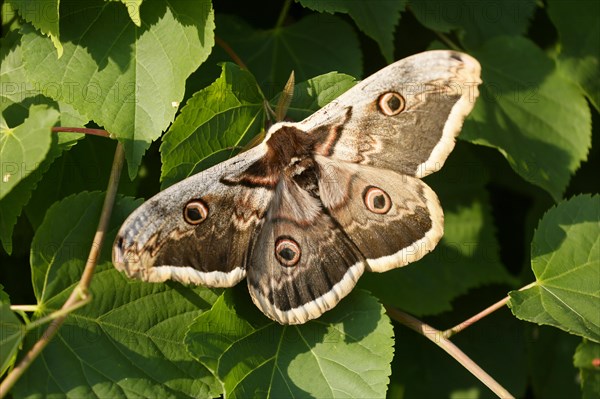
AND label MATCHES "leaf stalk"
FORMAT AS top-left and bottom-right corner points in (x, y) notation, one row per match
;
(386, 307), (515, 399)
